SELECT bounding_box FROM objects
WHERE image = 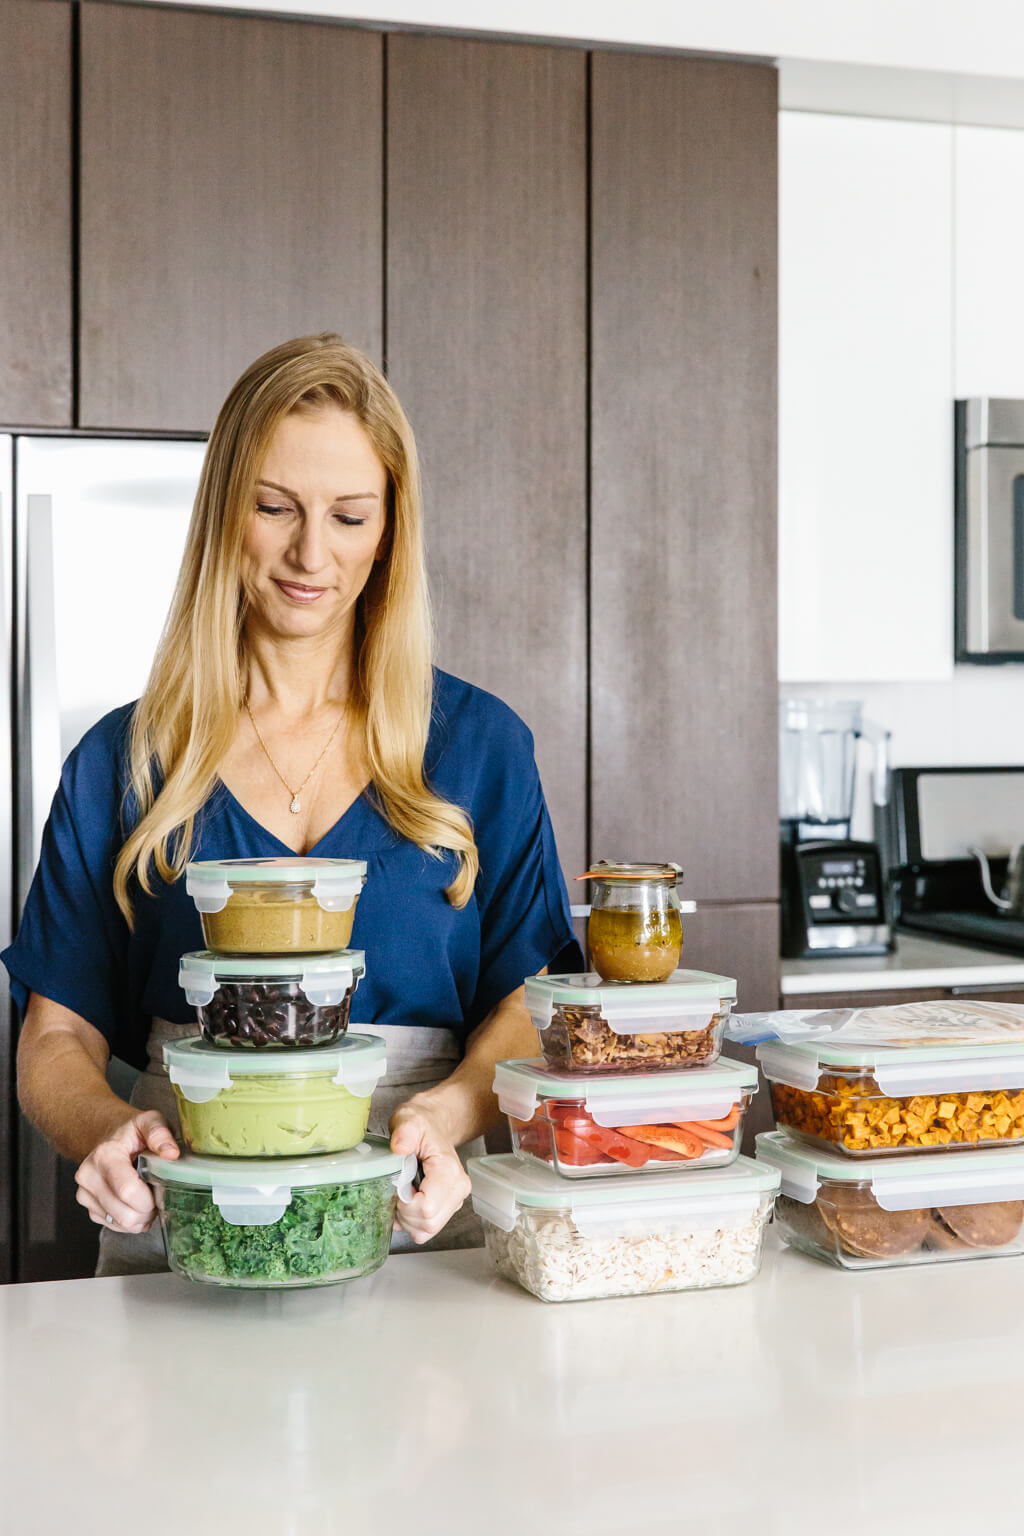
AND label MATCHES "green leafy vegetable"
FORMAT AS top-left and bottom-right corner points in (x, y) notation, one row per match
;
(161, 1176), (394, 1284)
